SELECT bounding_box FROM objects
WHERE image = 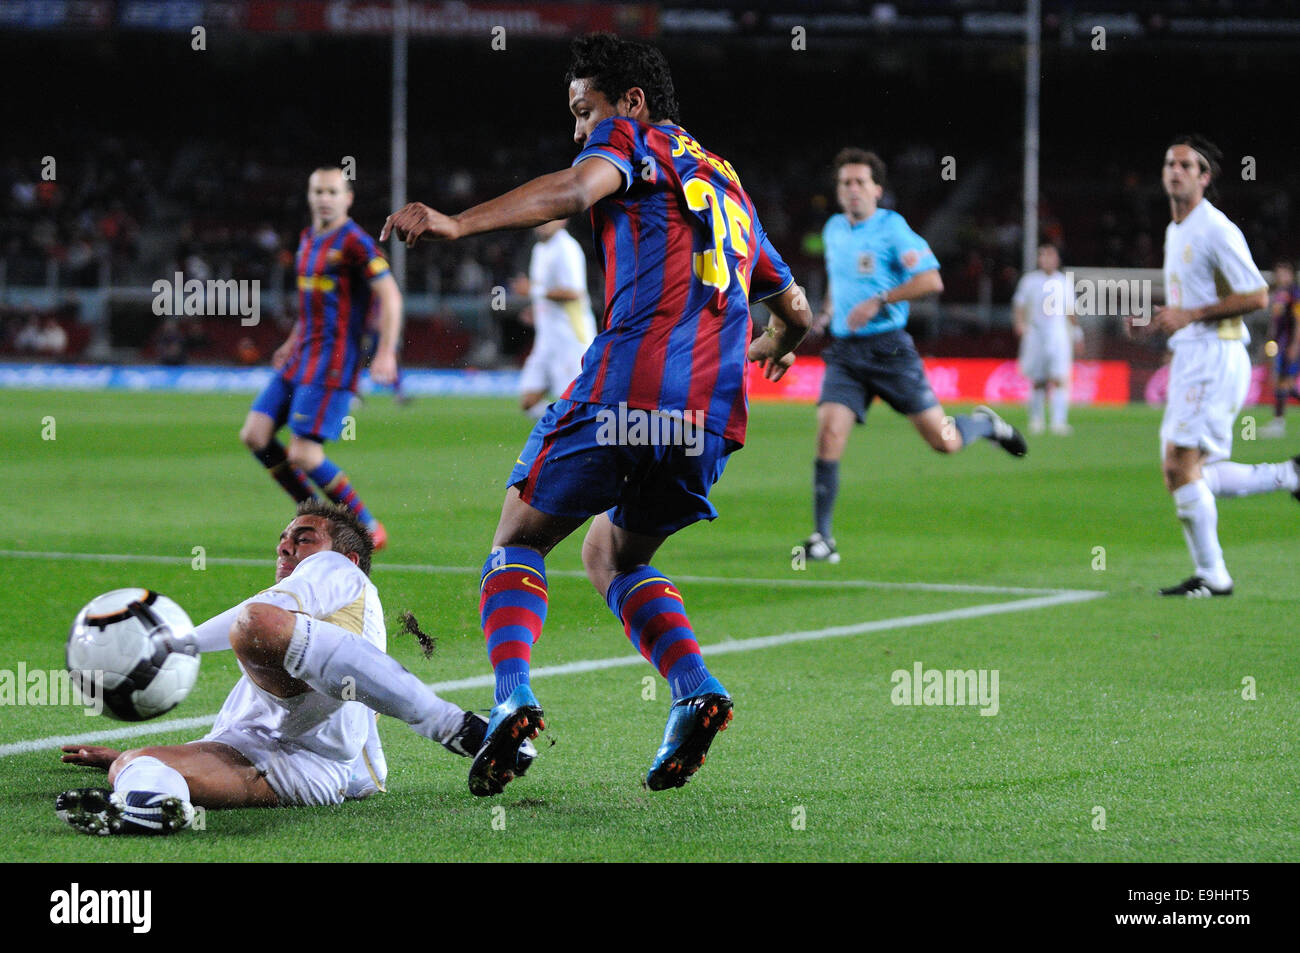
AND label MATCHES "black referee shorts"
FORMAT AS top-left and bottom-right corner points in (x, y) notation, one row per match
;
(818, 329), (939, 423)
